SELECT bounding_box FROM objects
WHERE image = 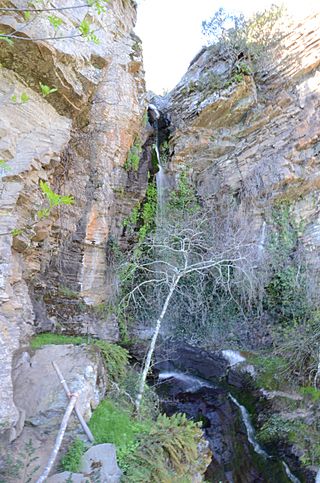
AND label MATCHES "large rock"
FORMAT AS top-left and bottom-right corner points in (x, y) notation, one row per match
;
(166, 12), (320, 267)
(81, 444), (122, 483)
(12, 344), (107, 429)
